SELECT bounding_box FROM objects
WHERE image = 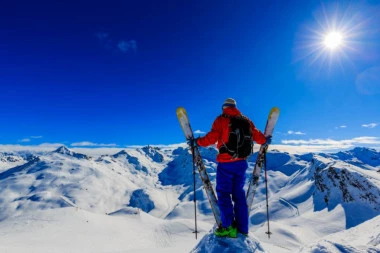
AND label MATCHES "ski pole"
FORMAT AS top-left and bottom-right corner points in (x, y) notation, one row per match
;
(191, 141), (198, 239)
(264, 151), (272, 238)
